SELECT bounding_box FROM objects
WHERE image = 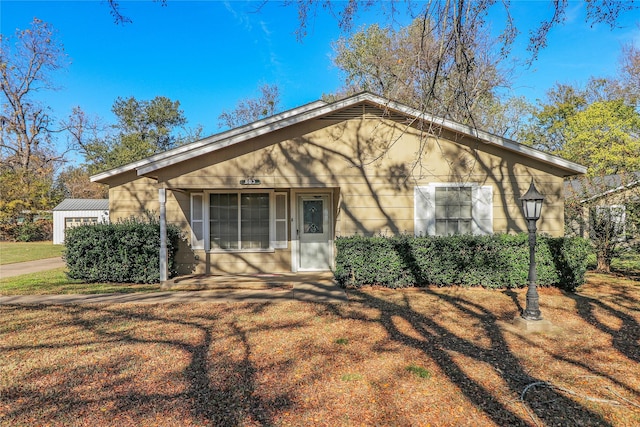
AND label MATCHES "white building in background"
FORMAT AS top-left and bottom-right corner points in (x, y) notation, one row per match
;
(52, 199), (109, 244)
